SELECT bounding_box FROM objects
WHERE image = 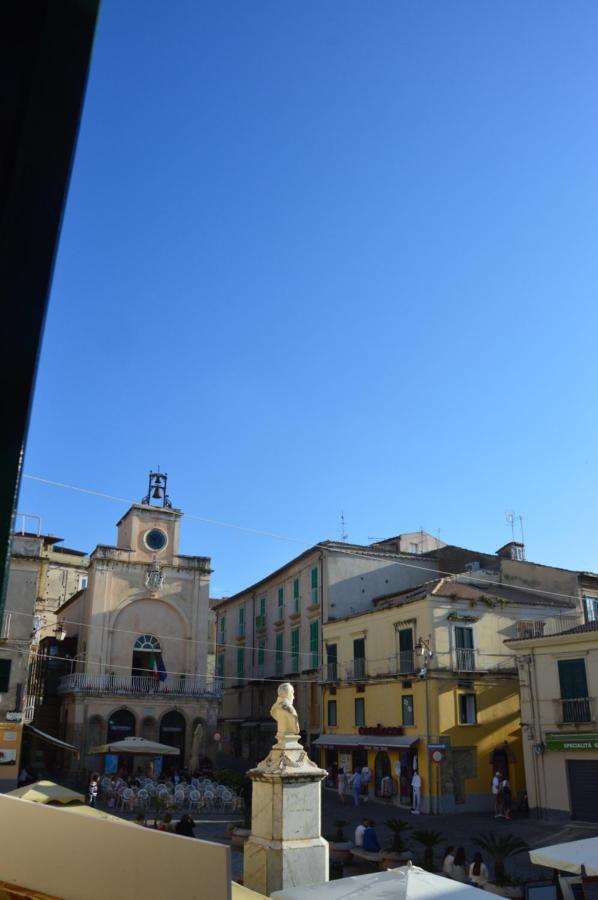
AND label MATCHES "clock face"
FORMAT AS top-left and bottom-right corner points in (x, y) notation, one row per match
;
(144, 528), (168, 552)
